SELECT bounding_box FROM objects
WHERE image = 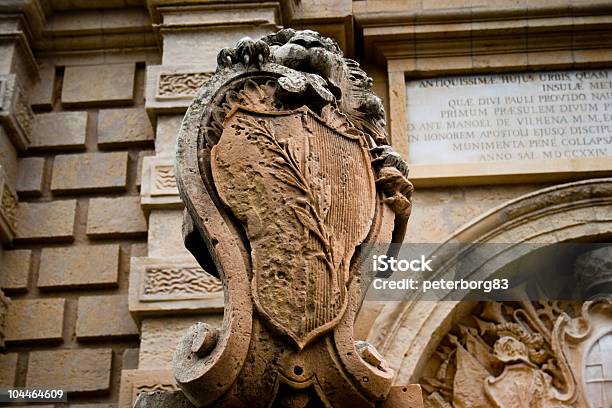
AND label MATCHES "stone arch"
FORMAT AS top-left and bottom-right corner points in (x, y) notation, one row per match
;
(365, 177), (612, 385)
